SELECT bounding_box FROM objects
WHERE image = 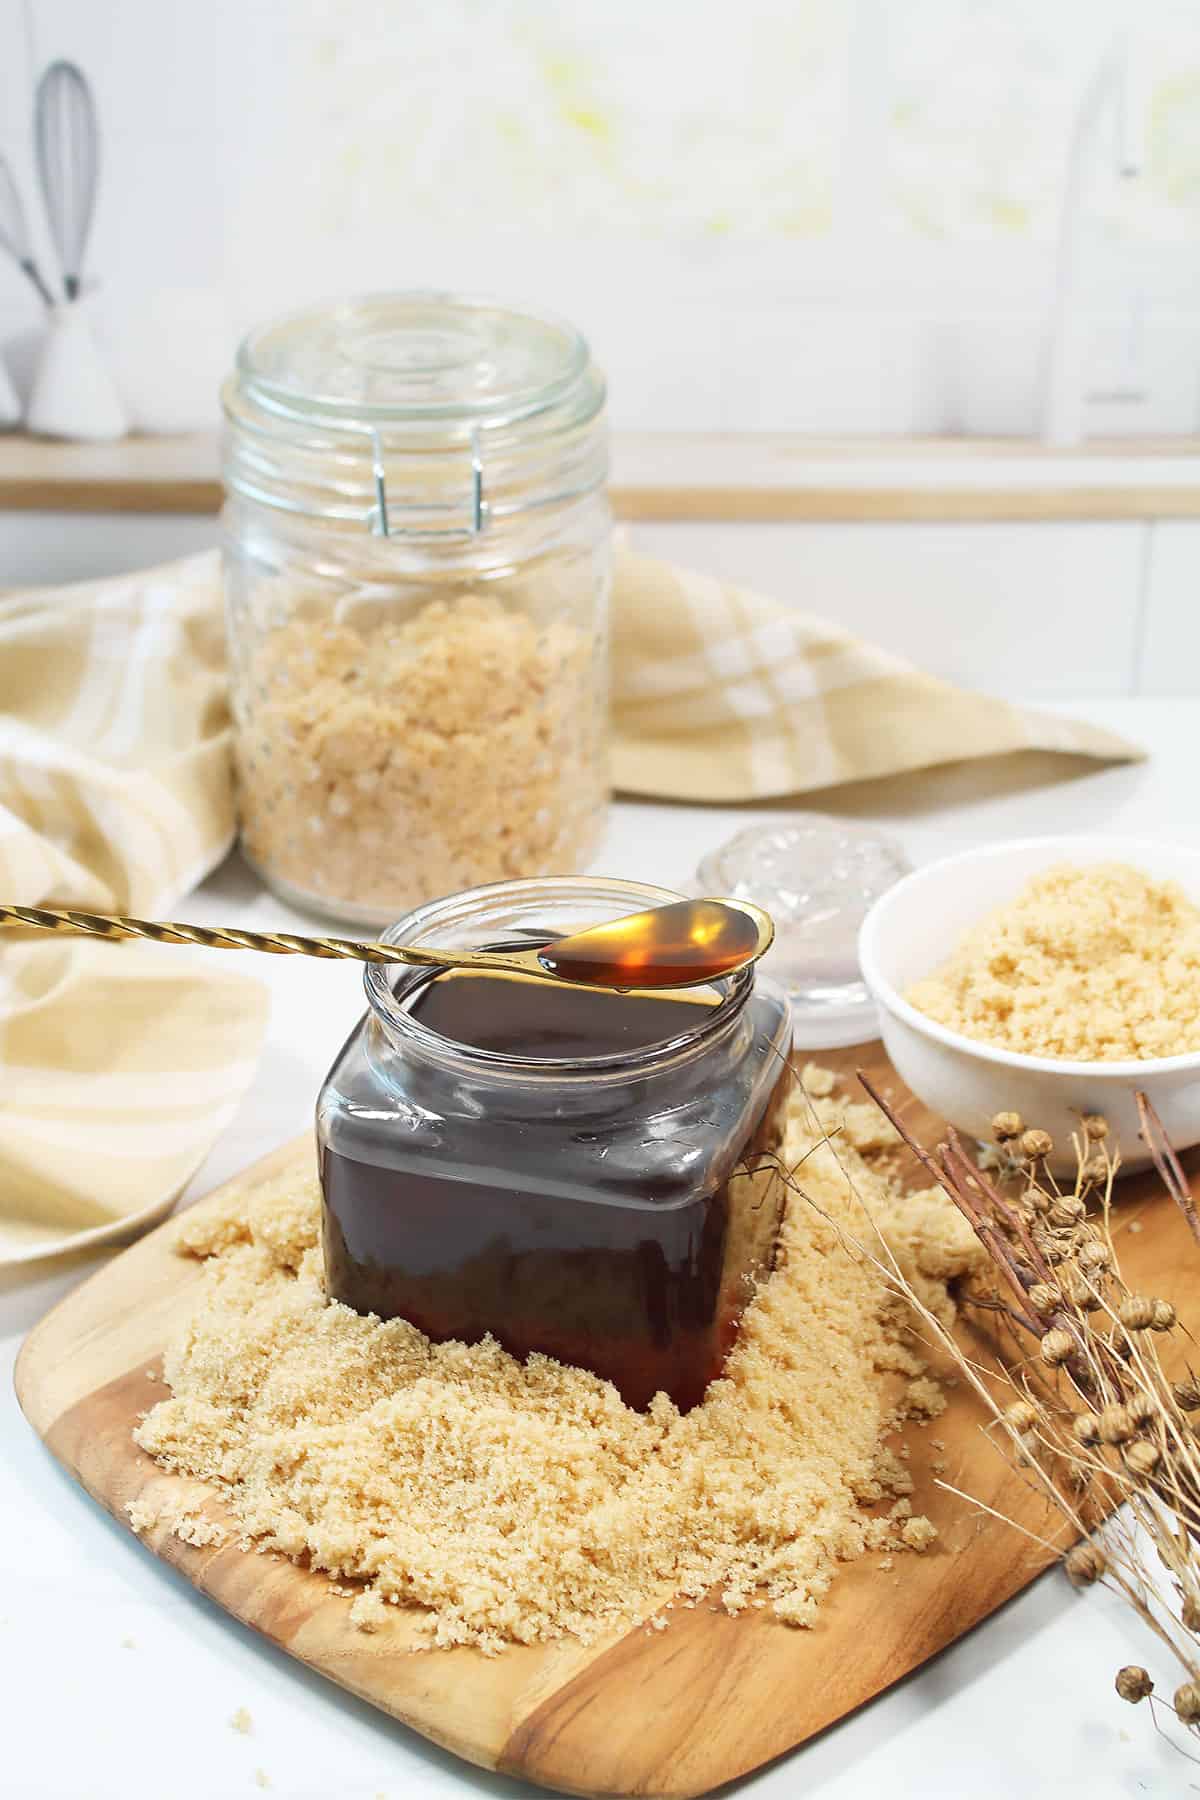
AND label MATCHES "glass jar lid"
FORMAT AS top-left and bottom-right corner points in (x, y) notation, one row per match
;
(237, 292), (595, 430)
(695, 818), (910, 1049)
(223, 291), (607, 535)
